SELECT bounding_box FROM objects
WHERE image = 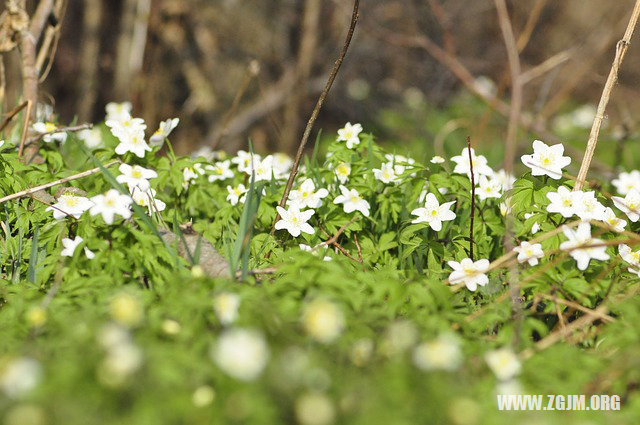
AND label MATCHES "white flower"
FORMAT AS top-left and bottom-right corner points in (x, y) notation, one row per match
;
(0, 357), (41, 399)
(523, 212), (541, 234)
(89, 189), (133, 224)
(546, 186), (578, 218)
(149, 118), (179, 146)
(559, 222), (609, 270)
(46, 192), (94, 220)
(32, 121), (67, 143)
(192, 385), (216, 407)
(513, 241), (544, 266)
(385, 154), (415, 175)
(485, 348), (521, 381)
(61, 236), (84, 257)
(612, 170), (640, 196)
(105, 101), (132, 123)
(84, 247), (95, 259)
(211, 328), (269, 381)
(275, 205), (315, 237)
(492, 169), (516, 191)
(183, 164), (205, 188)
(213, 293), (241, 325)
(288, 179), (329, 209)
(334, 162), (351, 184)
(574, 191), (606, 221)
(113, 130), (151, 158)
(373, 162), (399, 184)
(272, 153), (293, 179)
(107, 115), (149, 158)
(413, 334), (462, 371)
(226, 184), (248, 206)
(303, 299), (345, 343)
(333, 185), (370, 217)
(430, 155), (445, 164)
(447, 258), (490, 291)
(206, 160), (234, 182)
(601, 207), (627, 233)
(450, 147), (494, 180)
(131, 188), (166, 214)
(116, 164), (157, 191)
(299, 244), (331, 262)
(78, 127), (103, 149)
(612, 189), (640, 222)
(232, 150), (261, 173)
(247, 155), (275, 182)
(619, 244), (640, 275)
(410, 193), (456, 231)
(521, 140), (571, 180)
(476, 175), (502, 200)
(98, 342), (143, 386)
(336, 122), (363, 149)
